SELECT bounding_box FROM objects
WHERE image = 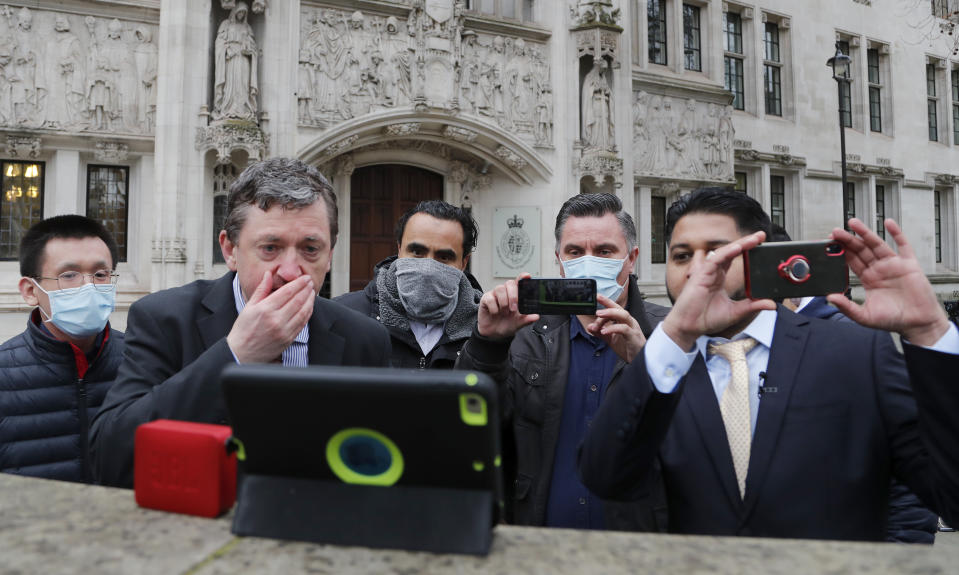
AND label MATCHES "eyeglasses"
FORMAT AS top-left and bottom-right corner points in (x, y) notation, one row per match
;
(35, 270), (119, 291)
